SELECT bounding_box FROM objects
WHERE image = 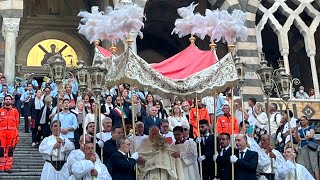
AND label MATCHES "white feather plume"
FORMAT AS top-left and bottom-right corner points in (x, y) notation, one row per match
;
(214, 9), (248, 43)
(78, 4), (145, 44)
(171, 3), (199, 38)
(171, 5), (248, 44)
